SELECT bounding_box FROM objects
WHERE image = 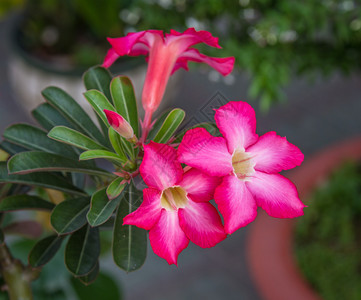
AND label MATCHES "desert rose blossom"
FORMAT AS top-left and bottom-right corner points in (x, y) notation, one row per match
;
(123, 141), (226, 265)
(102, 28), (235, 140)
(104, 109), (138, 143)
(178, 101), (305, 234)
